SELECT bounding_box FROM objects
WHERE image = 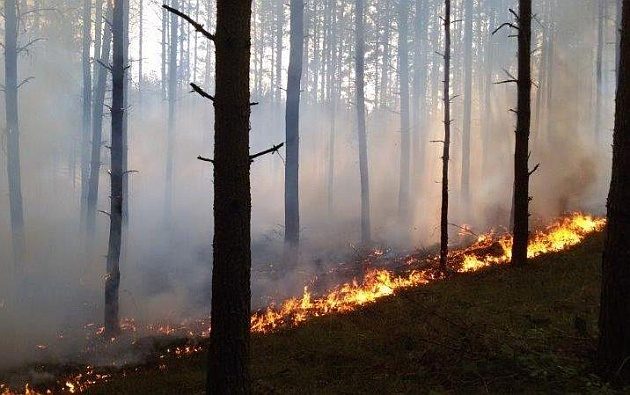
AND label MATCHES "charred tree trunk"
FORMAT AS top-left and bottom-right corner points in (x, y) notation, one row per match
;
(511, 0), (532, 266)
(105, 0), (127, 336)
(80, 0), (93, 229)
(87, 4), (113, 243)
(598, 0), (630, 383)
(284, 0), (304, 251)
(355, 0), (371, 245)
(461, 0), (473, 205)
(165, 0), (179, 225)
(398, 0), (411, 221)
(439, 0), (451, 274)
(206, 0), (253, 391)
(4, 0), (26, 267)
